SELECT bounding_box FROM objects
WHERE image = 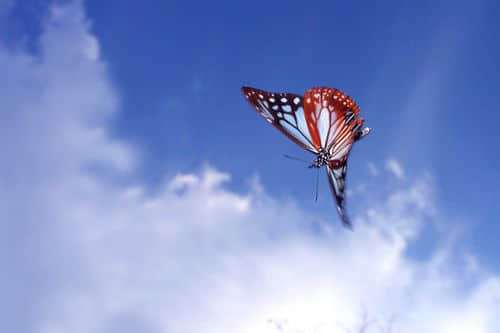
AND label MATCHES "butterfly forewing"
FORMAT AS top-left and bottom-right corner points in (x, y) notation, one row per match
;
(303, 87), (363, 155)
(241, 86), (318, 153)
